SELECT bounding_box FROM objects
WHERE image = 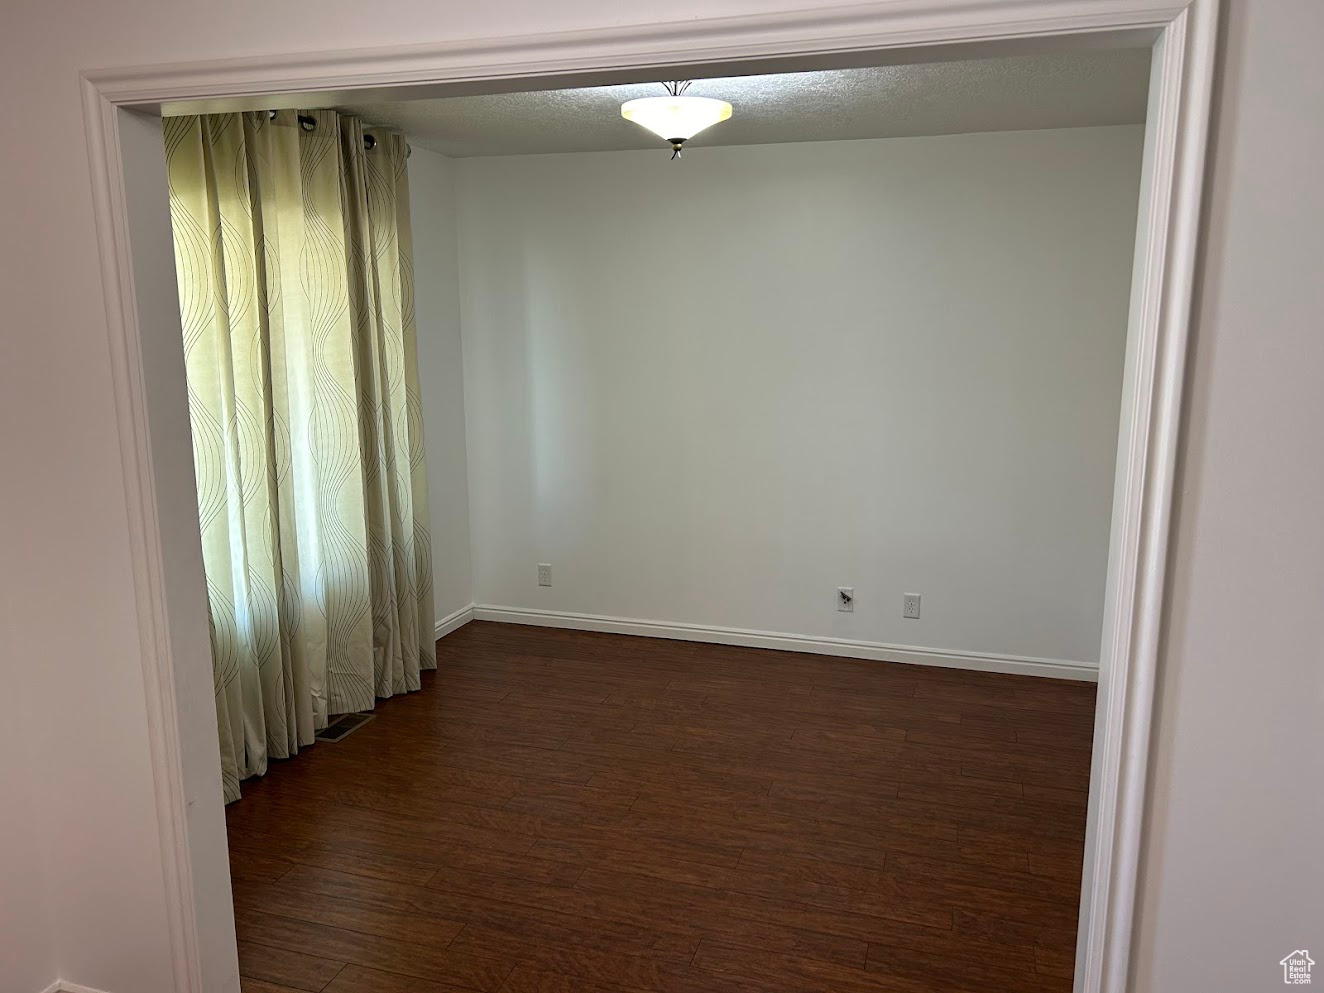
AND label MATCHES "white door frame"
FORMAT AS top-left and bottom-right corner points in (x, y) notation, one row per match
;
(79, 1), (1216, 990)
